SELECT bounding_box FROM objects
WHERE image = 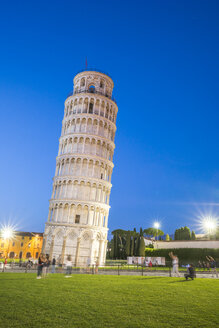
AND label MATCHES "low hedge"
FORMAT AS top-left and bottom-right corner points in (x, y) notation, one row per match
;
(145, 248), (219, 264)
